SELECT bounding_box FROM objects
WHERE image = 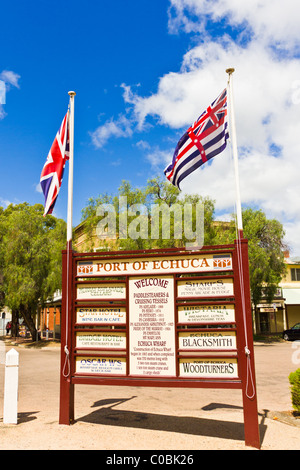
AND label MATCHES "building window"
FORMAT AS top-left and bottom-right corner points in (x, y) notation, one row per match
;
(291, 268), (300, 281)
